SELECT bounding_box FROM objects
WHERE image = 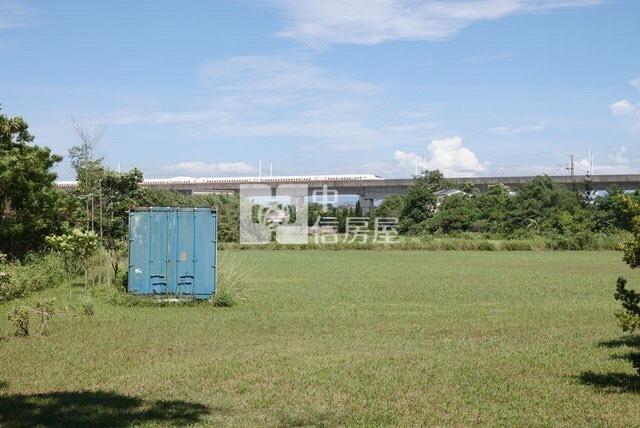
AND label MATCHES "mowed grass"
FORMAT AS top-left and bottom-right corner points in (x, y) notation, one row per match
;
(1, 251), (640, 427)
